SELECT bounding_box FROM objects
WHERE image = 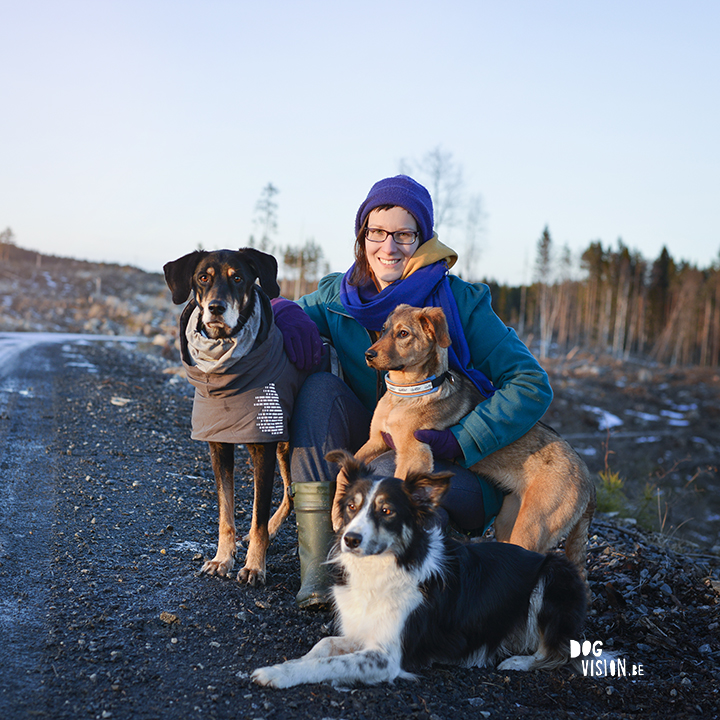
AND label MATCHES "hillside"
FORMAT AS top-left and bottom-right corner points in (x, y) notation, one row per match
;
(0, 245), (178, 338)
